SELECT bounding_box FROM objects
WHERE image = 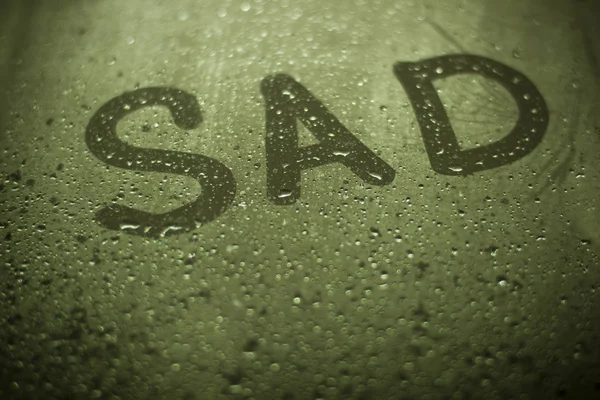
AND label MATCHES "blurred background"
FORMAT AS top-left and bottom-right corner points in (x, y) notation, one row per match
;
(1, 1), (599, 399)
